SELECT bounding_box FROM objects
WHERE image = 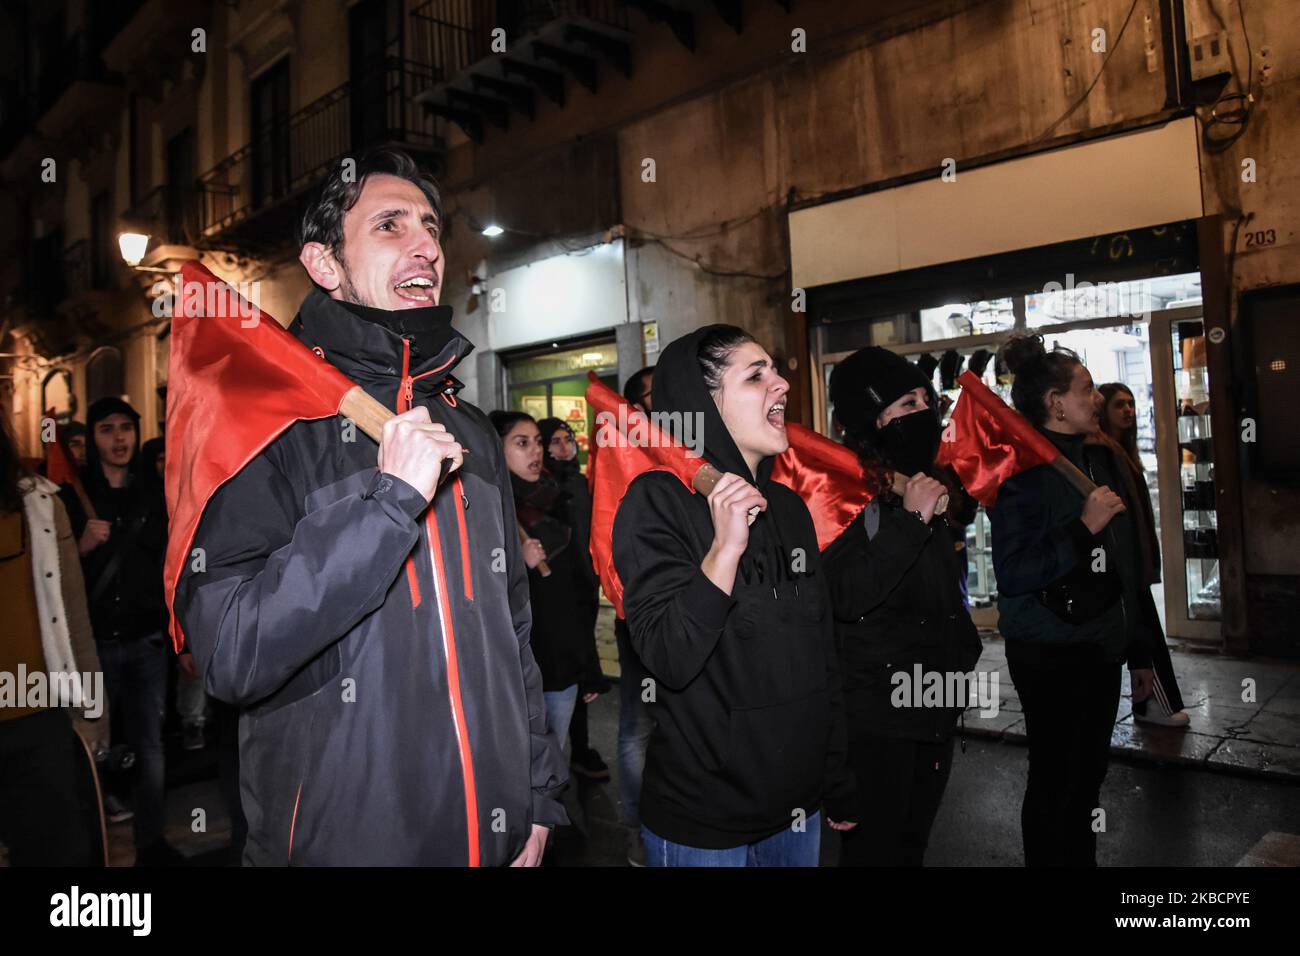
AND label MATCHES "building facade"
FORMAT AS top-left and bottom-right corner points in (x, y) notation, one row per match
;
(1, 0), (1296, 654)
